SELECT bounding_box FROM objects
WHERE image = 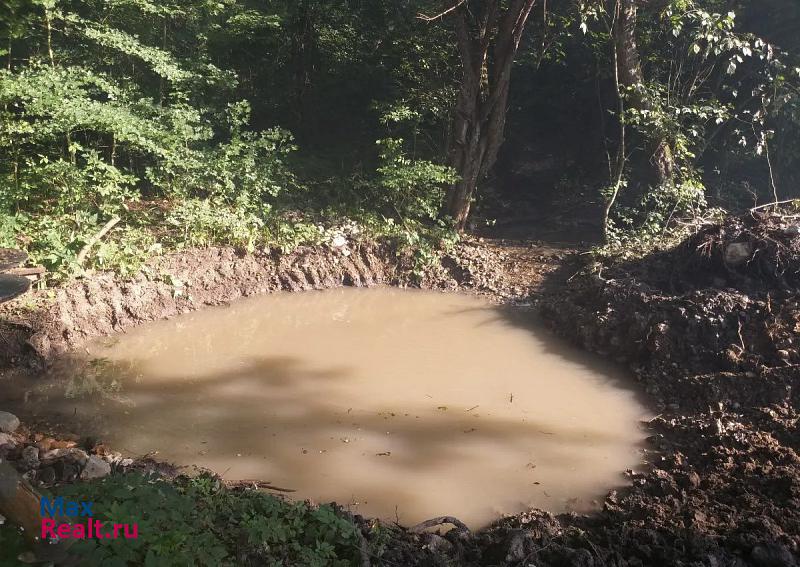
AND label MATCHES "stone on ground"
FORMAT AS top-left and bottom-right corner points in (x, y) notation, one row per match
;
(0, 412), (20, 434)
